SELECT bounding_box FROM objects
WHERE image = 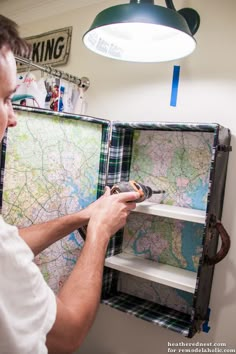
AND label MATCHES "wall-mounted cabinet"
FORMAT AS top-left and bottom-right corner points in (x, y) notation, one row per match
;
(102, 121), (231, 338)
(1, 107), (231, 338)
